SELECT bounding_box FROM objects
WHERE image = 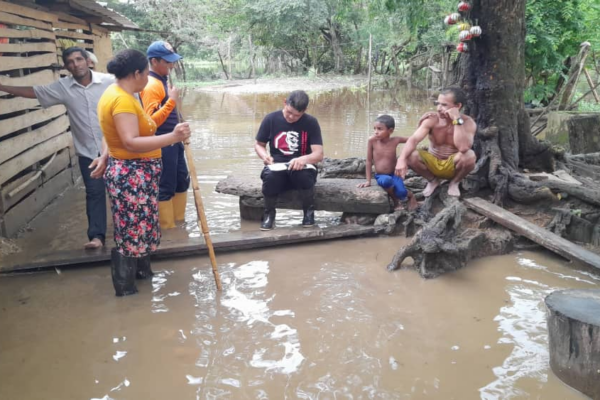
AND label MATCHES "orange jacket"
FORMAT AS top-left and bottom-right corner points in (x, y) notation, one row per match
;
(140, 74), (177, 128)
